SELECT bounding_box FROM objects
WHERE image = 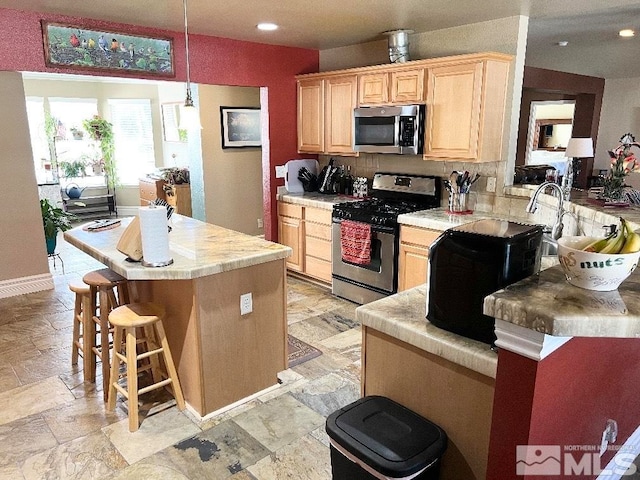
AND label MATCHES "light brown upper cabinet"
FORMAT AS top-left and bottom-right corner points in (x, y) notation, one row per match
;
(325, 75), (358, 155)
(358, 68), (424, 106)
(297, 78), (325, 153)
(297, 53), (512, 161)
(424, 56), (510, 162)
(359, 73), (389, 105)
(297, 75), (357, 155)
